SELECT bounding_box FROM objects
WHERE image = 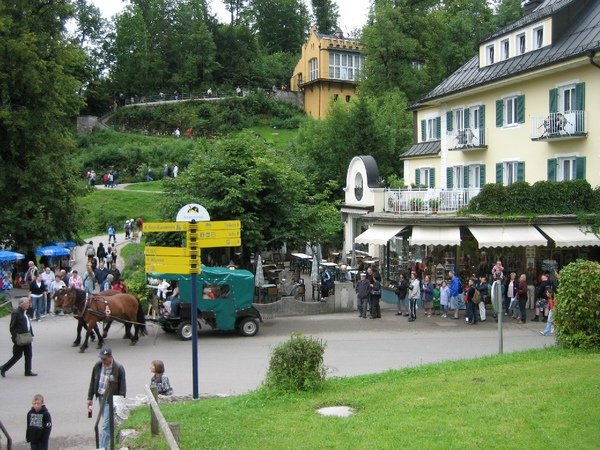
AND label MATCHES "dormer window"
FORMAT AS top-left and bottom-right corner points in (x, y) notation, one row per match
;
(533, 26), (543, 49)
(516, 33), (525, 55)
(501, 39), (509, 60)
(486, 44), (495, 65)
